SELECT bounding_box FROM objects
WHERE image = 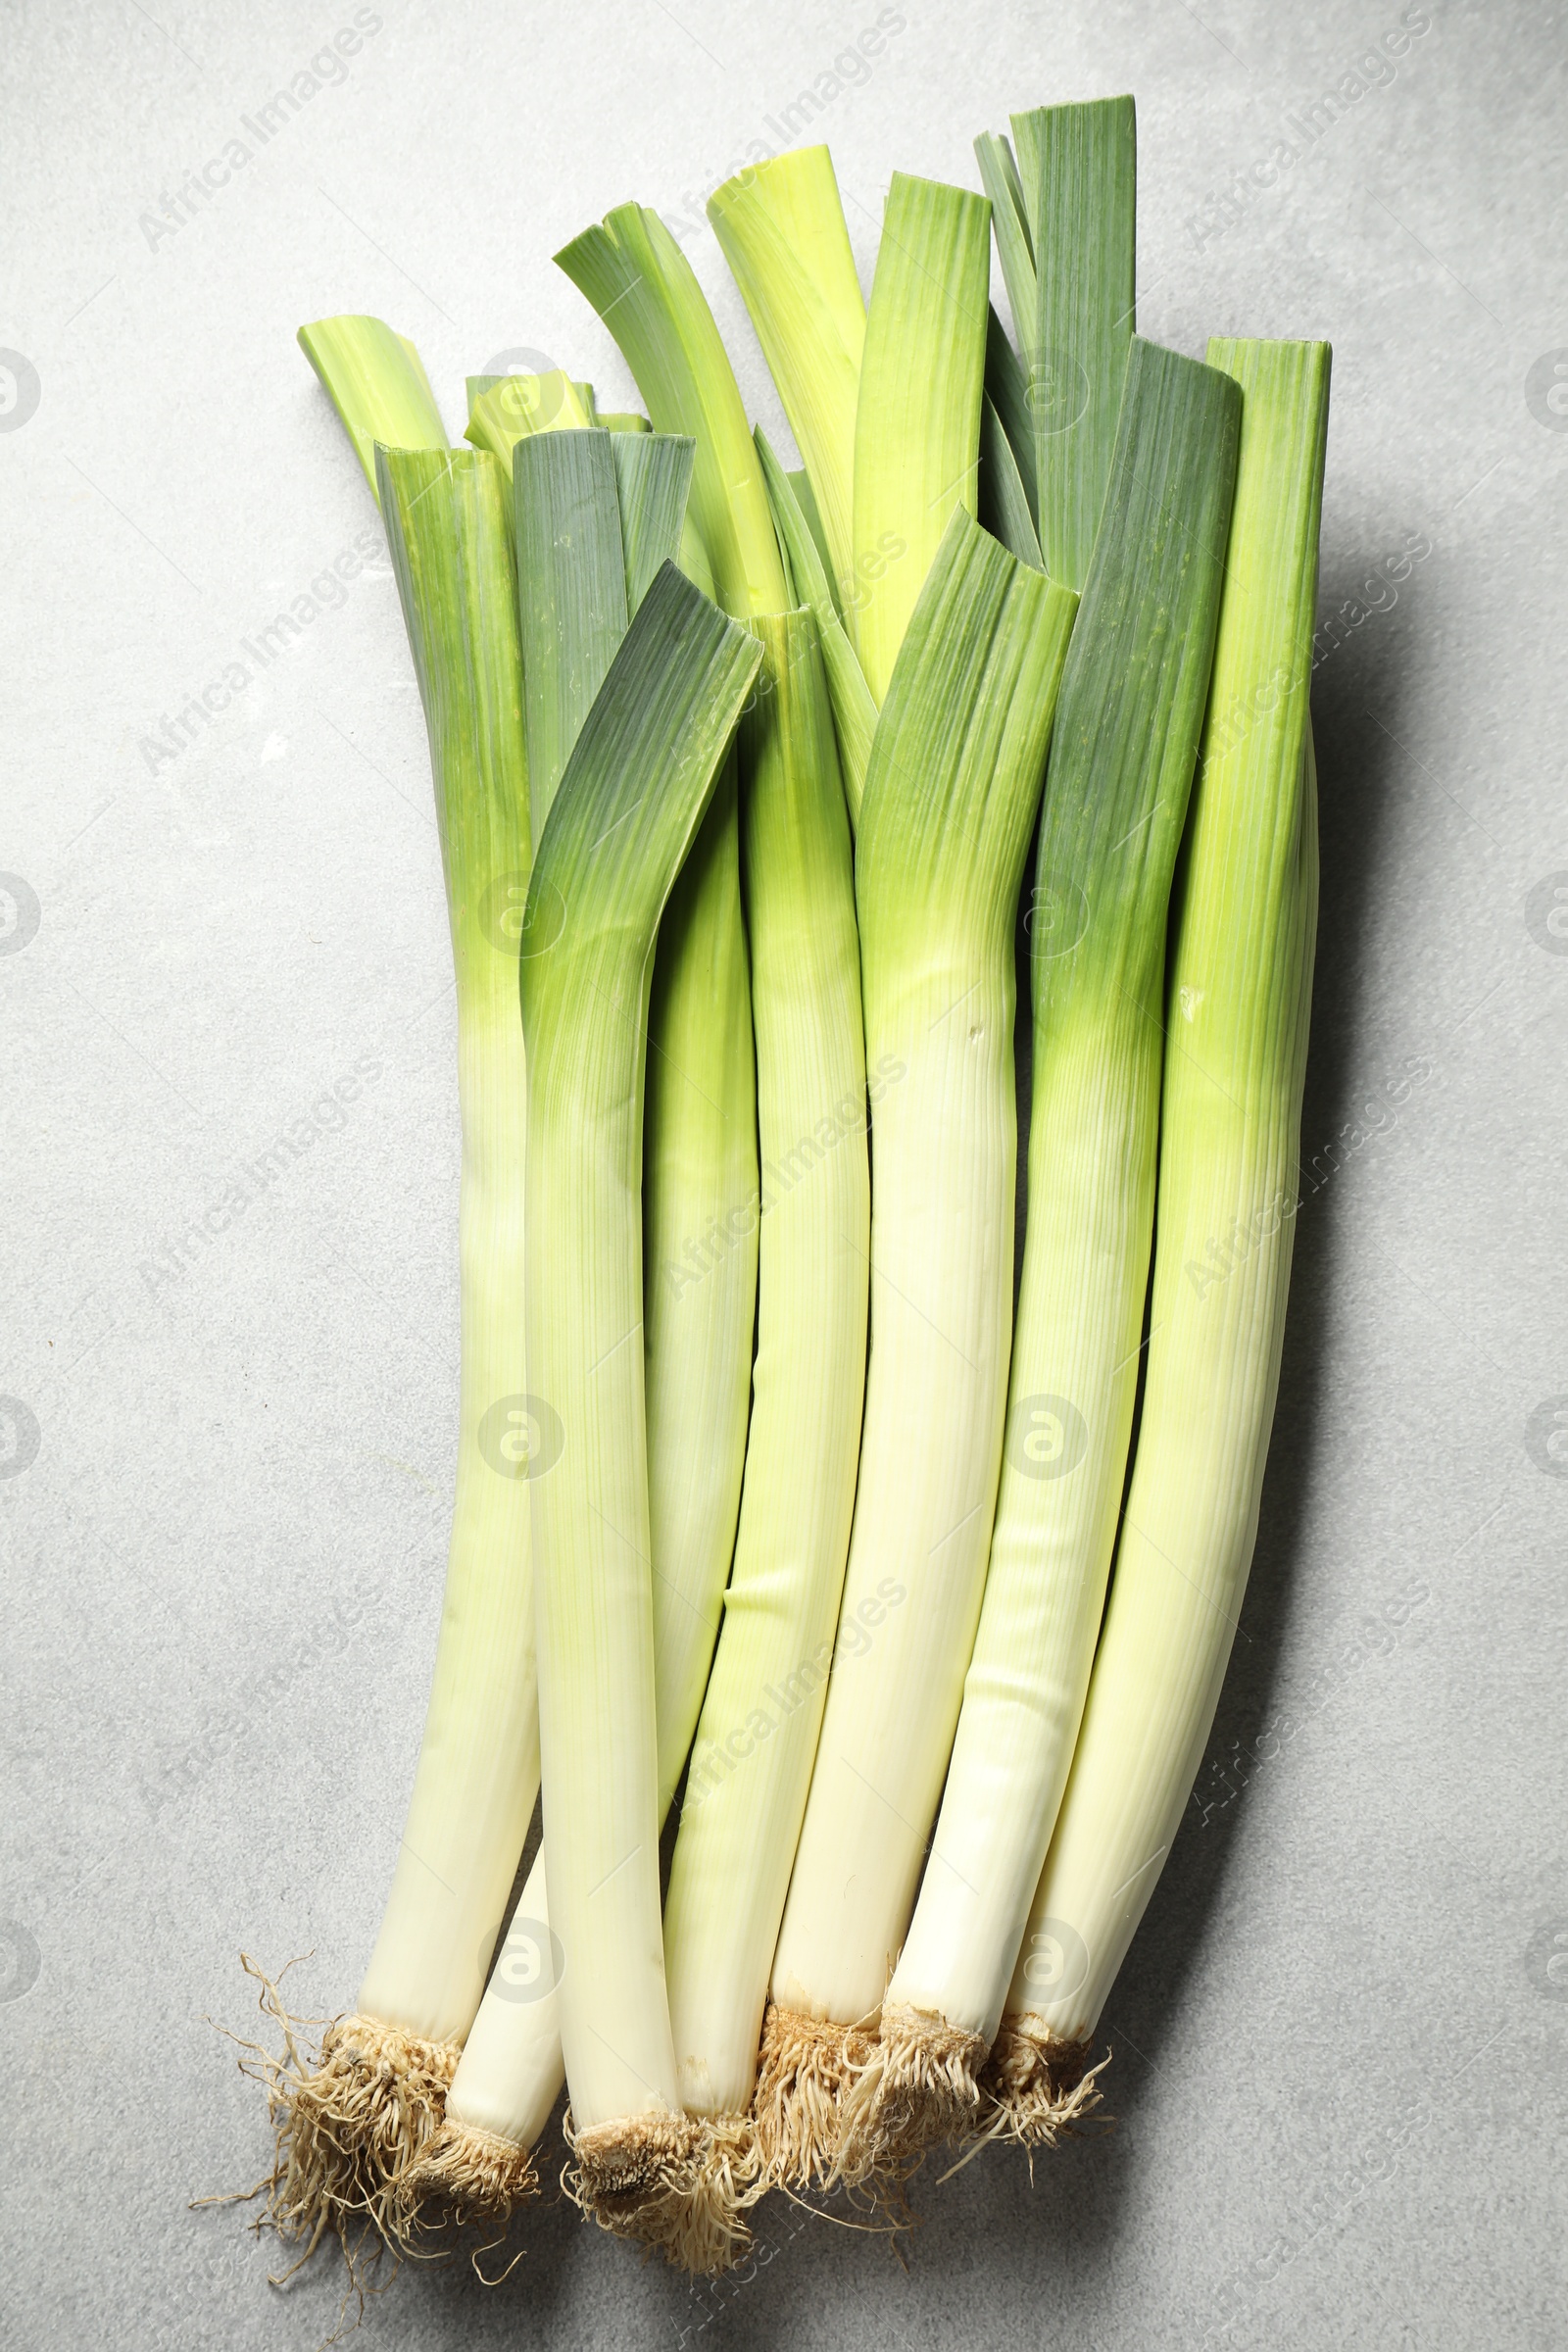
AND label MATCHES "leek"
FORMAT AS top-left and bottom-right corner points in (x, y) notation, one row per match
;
(466, 401), (753, 1791)
(557, 206), (777, 1841)
(522, 562), (761, 2257)
(838, 337), (1241, 2179)
(416, 432), (756, 2232)
(757, 513), (1075, 2184)
(662, 606), (868, 2130)
(991, 337), (1329, 2132)
(356, 441), (536, 2075)
(257, 327), (544, 2264)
